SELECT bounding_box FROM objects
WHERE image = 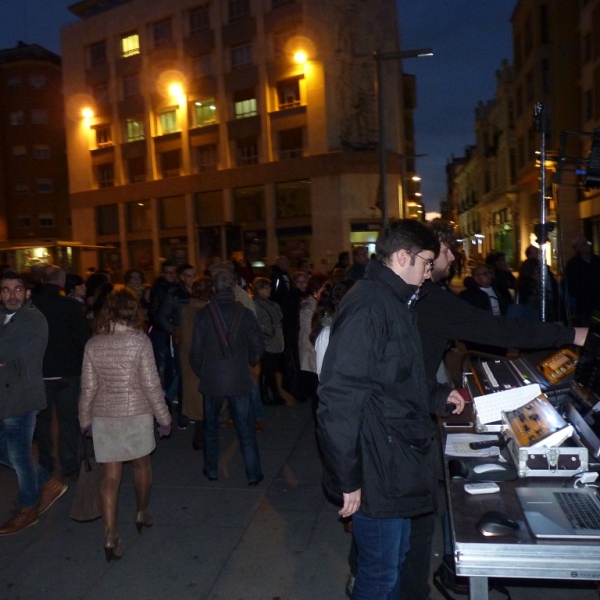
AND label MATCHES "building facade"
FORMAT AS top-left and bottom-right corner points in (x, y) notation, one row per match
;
(0, 43), (72, 271)
(61, 0), (408, 278)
